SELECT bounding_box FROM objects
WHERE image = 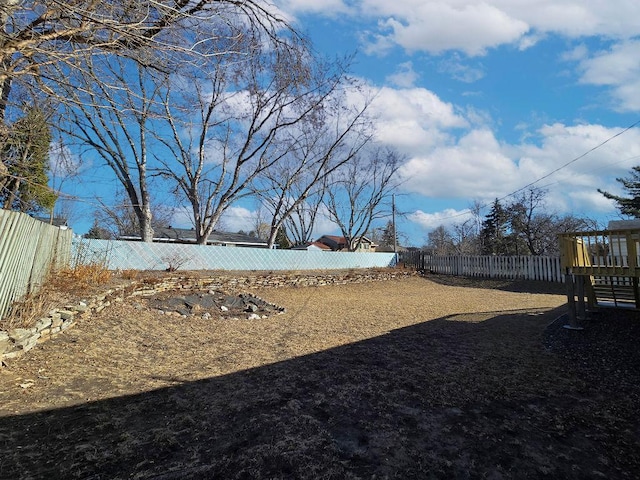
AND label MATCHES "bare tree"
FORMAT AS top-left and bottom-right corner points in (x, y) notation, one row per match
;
(427, 225), (455, 255)
(323, 146), (402, 251)
(93, 191), (173, 239)
(452, 219), (479, 254)
(253, 84), (375, 248)
(2, 1), (298, 239)
(0, 0), (291, 119)
(152, 32), (365, 245)
(249, 204), (271, 240)
(55, 55), (165, 241)
(48, 136), (81, 223)
(283, 190), (326, 246)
